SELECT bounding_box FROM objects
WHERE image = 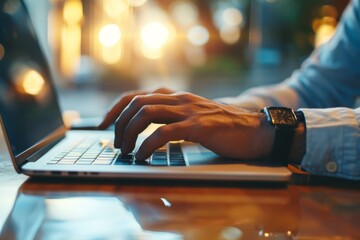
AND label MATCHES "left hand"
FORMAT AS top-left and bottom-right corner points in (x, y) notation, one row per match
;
(113, 92), (274, 160)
